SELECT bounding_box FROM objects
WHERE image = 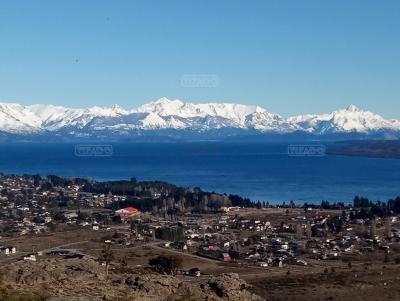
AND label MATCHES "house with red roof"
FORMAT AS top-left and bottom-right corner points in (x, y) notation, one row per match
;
(115, 207), (140, 218)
